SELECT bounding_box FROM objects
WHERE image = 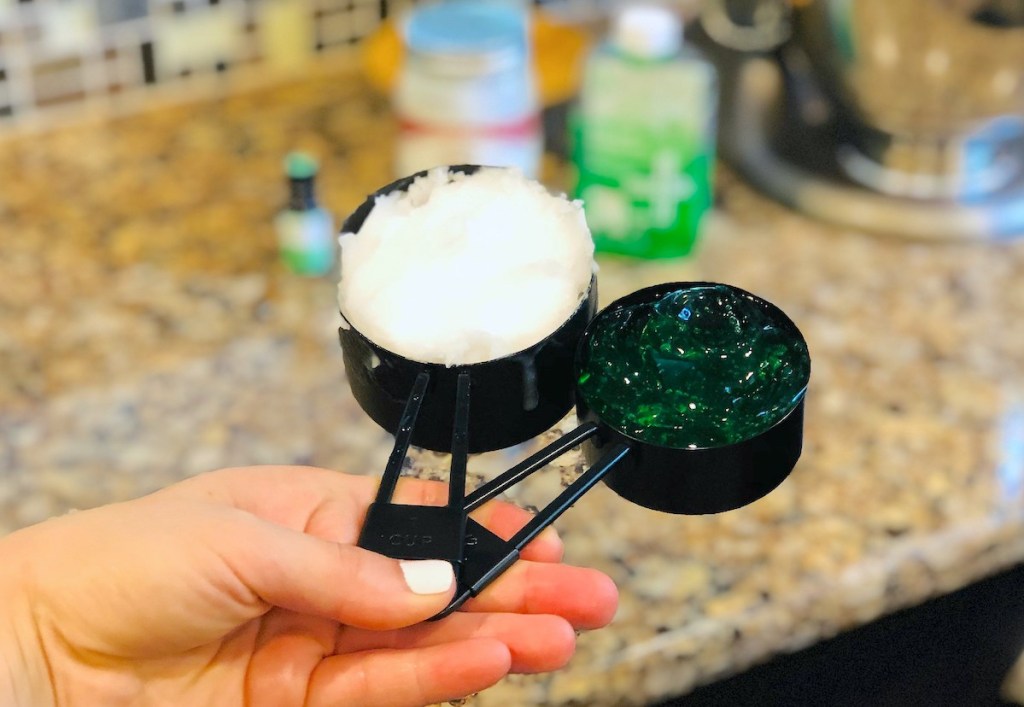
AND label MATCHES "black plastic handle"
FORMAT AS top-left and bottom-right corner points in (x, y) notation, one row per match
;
(464, 421), (601, 513)
(375, 371), (430, 505)
(433, 441), (632, 619)
(357, 372), (470, 566)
